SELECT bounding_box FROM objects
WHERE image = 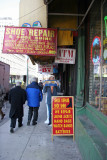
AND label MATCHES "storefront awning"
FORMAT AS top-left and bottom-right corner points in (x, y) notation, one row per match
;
(29, 55), (55, 65)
